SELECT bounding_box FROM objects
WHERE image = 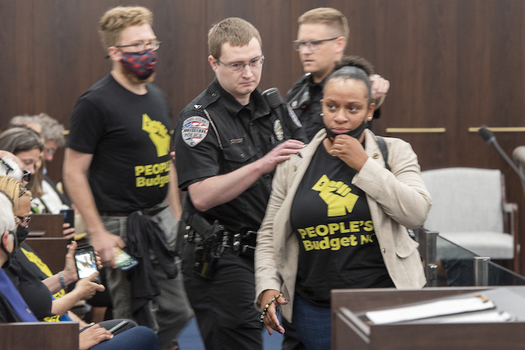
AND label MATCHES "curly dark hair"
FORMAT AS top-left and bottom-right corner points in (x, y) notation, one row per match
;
(332, 55), (374, 75)
(326, 55), (375, 103)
